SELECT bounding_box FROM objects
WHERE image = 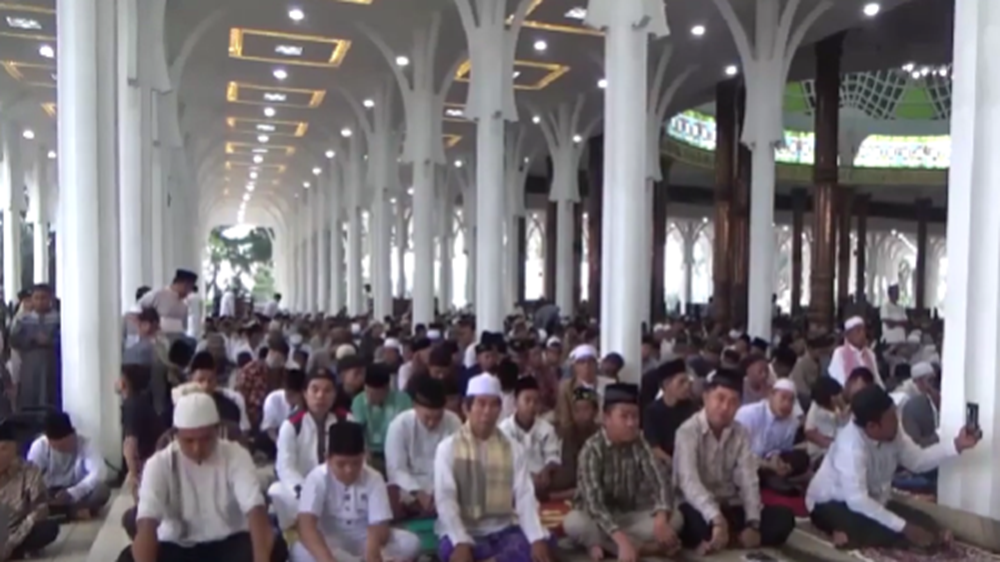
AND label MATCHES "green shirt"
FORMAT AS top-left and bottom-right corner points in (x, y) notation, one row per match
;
(351, 390), (412, 453)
